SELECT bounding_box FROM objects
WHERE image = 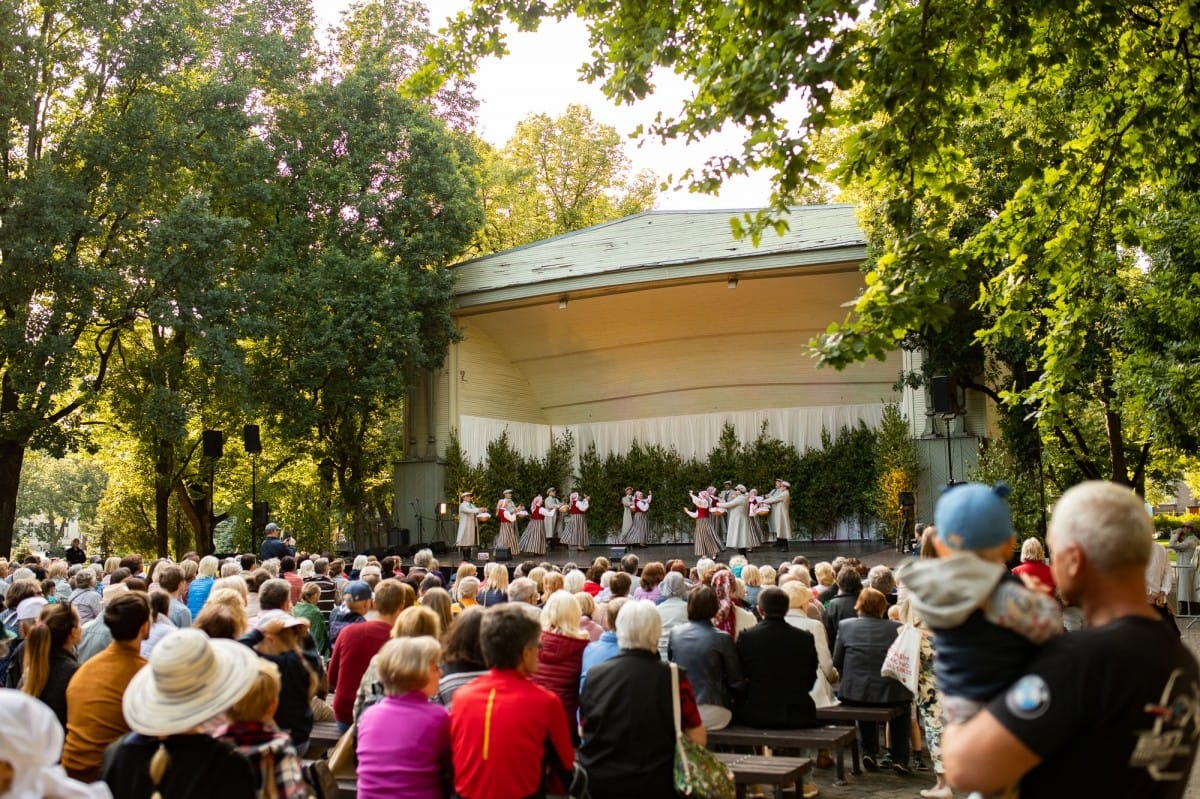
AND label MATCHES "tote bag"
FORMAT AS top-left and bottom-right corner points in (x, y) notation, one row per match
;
(880, 623), (921, 695)
(670, 664), (736, 799)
